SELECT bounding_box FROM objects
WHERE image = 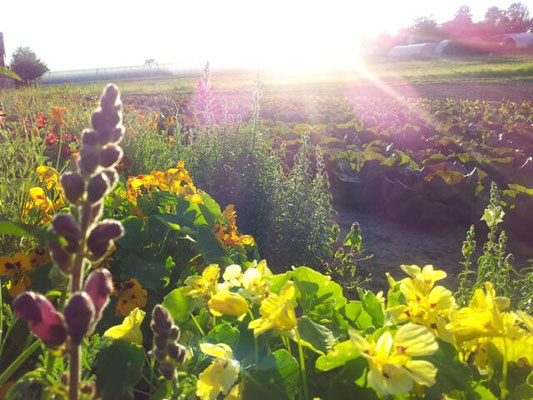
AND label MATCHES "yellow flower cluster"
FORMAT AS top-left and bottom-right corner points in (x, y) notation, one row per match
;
(114, 279), (148, 316)
(0, 247), (51, 297)
(386, 264), (533, 375)
(214, 205), (255, 248)
(22, 166), (64, 223)
(125, 161), (202, 204)
(197, 343), (240, 400)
